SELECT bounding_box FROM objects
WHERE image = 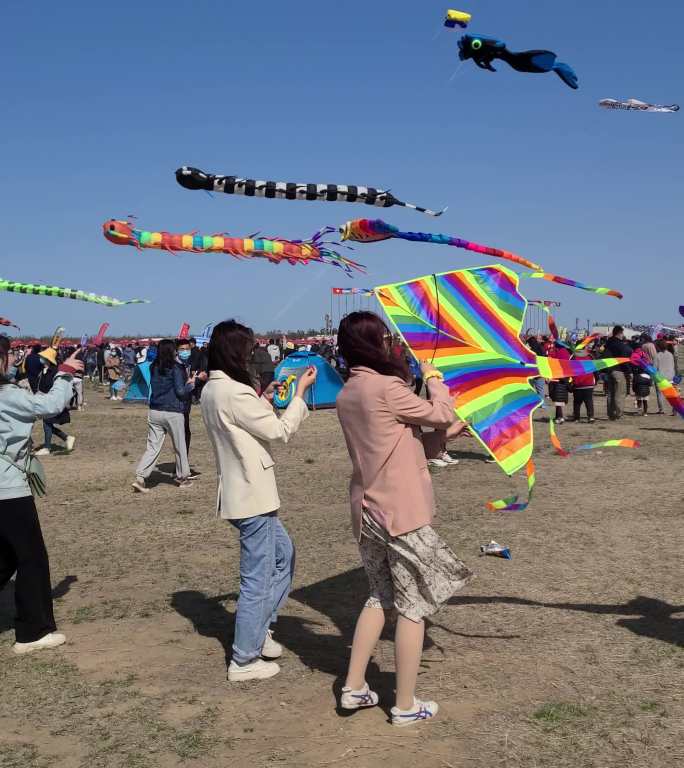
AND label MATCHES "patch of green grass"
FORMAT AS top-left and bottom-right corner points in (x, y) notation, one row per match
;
(639, 701), (659, 712)
(174, 729), (213, 761)
(533, 702), (593, 726)
(72, 605), (96, 624)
